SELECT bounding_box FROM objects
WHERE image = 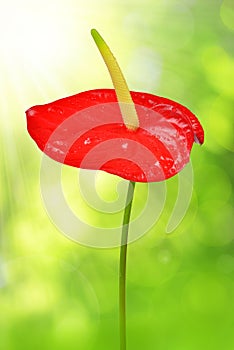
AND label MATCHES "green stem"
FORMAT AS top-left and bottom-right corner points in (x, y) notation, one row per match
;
(119, 181), (136, 350)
